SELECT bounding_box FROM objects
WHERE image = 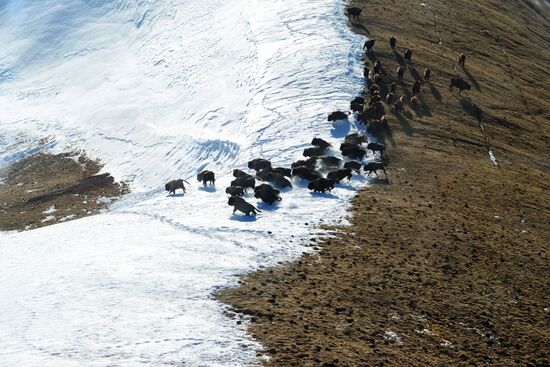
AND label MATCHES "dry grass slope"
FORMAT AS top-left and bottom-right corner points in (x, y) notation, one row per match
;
(219, 0), (549, 366)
